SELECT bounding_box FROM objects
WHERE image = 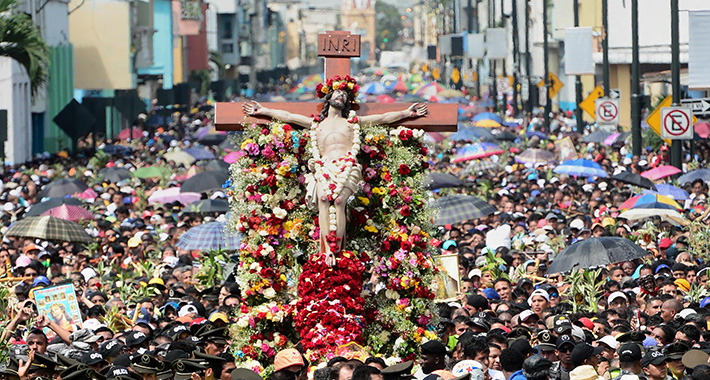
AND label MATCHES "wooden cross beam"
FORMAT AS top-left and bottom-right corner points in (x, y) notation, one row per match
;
(214, 31), (458, 132)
